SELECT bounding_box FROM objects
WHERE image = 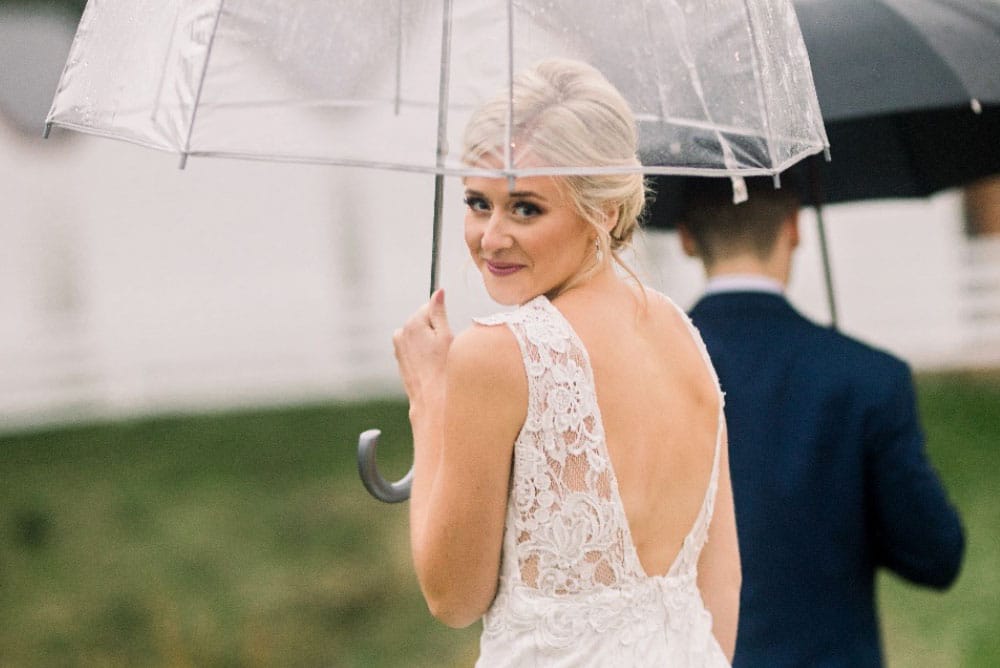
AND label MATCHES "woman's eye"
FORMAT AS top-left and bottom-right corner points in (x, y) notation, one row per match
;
(464, 196), (490, 213)
(512, 201), (542, 218)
